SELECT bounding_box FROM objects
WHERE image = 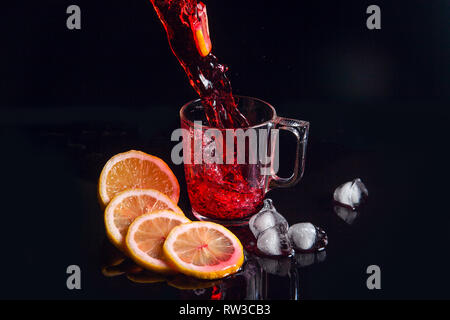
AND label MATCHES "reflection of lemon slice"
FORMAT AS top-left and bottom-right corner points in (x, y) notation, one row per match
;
(163, 222), (244, 280)
(101, 239), (126, 268)
(127, 271), (167, 284)
(101, 259), (142, 277)
(118, 259), (143, 274)
(167, 274), (220, 290)
(101, 265), (126, 278)
(98, 150), (180, 207)
(105, 189), (184, 250)
(125, 211), (191, 273)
